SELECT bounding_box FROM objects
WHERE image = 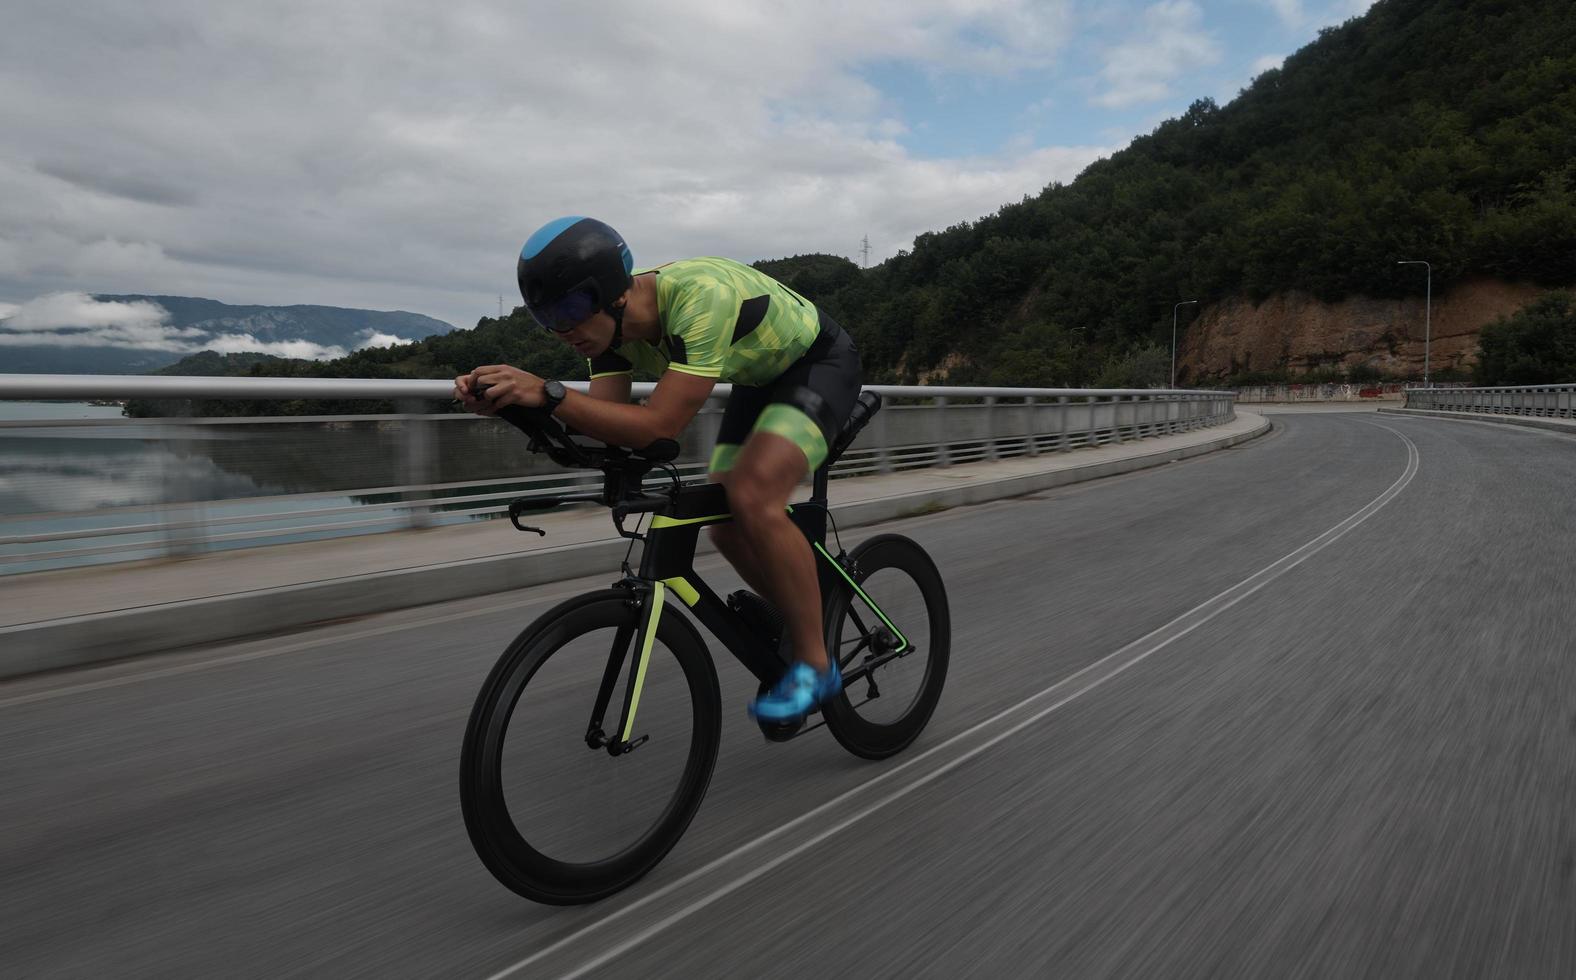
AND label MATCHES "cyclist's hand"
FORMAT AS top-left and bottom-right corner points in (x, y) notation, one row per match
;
(453, 372), (496, 416)
(467, 364), (546, 412)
